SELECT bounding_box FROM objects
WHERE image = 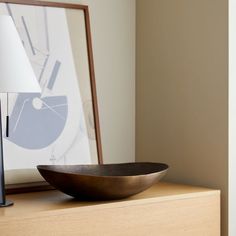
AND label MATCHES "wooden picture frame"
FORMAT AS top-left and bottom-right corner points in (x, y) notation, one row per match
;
(0, 0), (103, 194)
